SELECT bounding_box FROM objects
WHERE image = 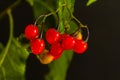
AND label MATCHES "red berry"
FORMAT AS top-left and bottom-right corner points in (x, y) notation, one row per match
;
(60, 33), (69, 41)
(49, 42), (63, 60)
(73, 39), (88, 54)
(62, 35), (75, 50)
(46, 28), (60, 44)
(24, 24), (39, 40)
(30, 38), (45, 55)
(53, 53), (62, 60)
